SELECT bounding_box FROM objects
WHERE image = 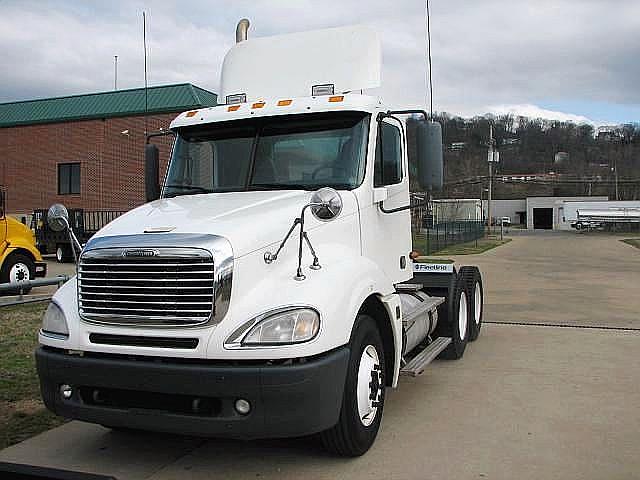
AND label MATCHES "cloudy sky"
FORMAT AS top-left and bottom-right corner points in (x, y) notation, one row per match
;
(1, 0), (639, 125)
